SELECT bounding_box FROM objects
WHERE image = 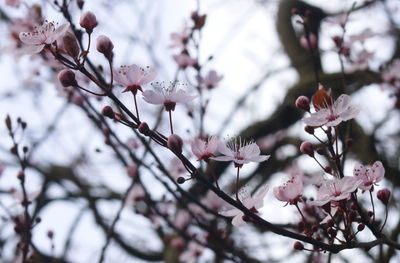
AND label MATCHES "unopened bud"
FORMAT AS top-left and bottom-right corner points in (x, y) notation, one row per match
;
(177, 177), (185, 184)
(357, 223), (365, 232)
(47, 230), (54, 238)
(77, 0), (84, 9)
(300, 33), (318, 50)
(126, 165), (137, 178)
(316, 147), (325, 155)
(293, 241), (304, 250)
(295, 96), (310, 111)
(58, 69), (77, 87)
(63, 33), (80, 58)
(138, 122), (150, 136)
(96, 35), (114, 60)
(304, 125), (314, 134)
(167, 134), (183, 154)
(80, 11), (98, 34)
(300, 141), (314, 157)
(377, 188), (391, 205)
(324, 166), (332, 174)
(101, 106), (114, 119)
